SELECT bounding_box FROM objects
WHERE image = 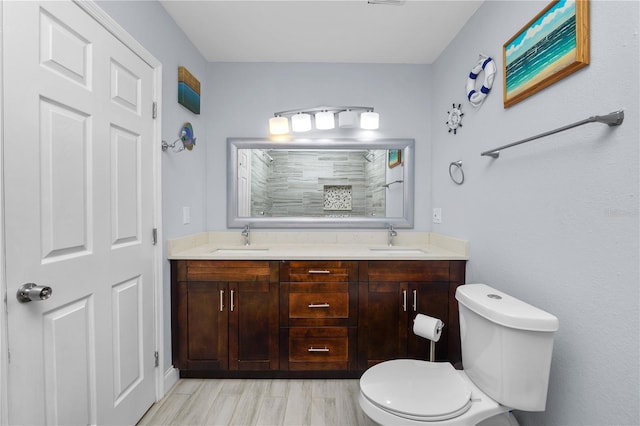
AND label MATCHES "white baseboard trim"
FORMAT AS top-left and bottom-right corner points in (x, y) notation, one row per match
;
(163, 367), (180, 398)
